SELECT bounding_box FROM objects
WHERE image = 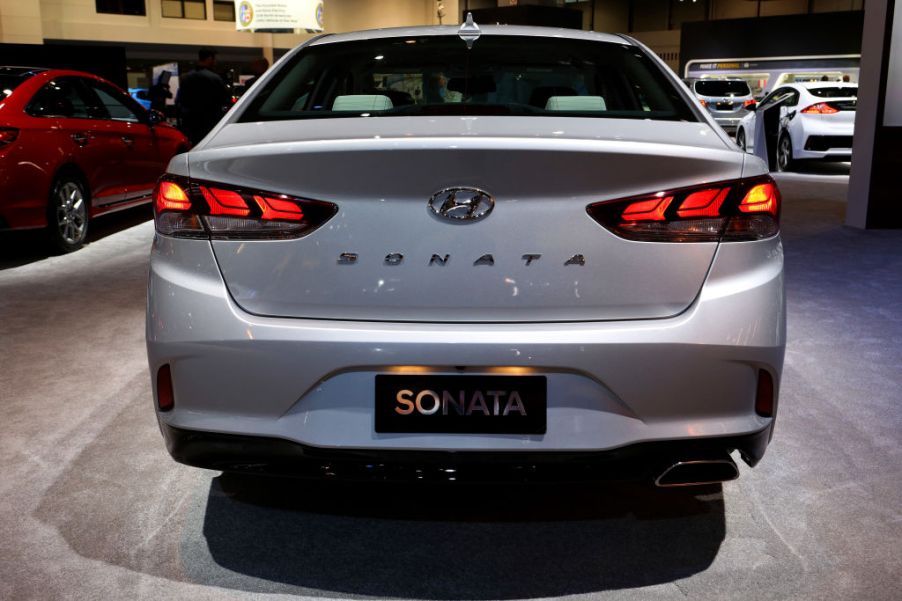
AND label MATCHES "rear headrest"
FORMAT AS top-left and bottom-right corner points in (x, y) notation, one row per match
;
(332, 95), (394, 112)
(545, 96), (607, 112)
